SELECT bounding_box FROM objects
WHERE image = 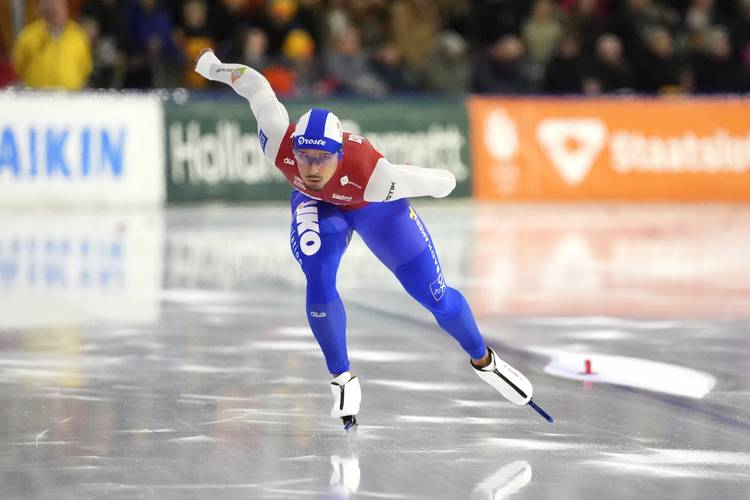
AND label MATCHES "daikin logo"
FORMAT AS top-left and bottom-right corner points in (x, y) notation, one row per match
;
(536, 119), (607, 186)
